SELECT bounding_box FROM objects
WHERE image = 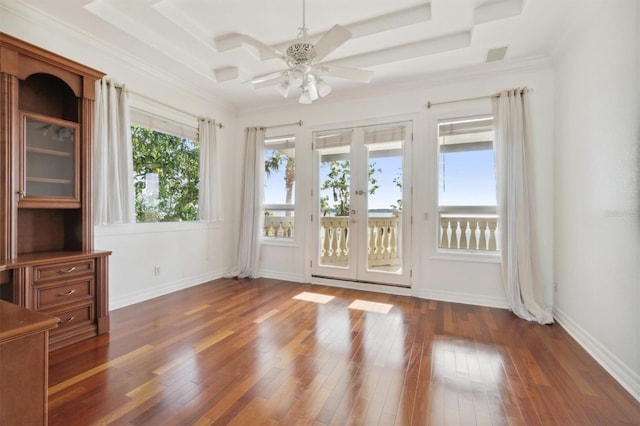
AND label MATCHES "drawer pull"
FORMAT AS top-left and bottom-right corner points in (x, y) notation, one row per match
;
(57, 289), (76, 296)
(58, 267), (77, 273)
(64, 316), (75, 323)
